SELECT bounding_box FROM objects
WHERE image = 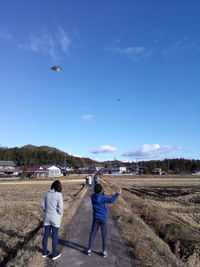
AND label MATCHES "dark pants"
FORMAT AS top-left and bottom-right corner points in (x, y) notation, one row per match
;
(88, 218), (108, 251)
(42, 225), (59, 257)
